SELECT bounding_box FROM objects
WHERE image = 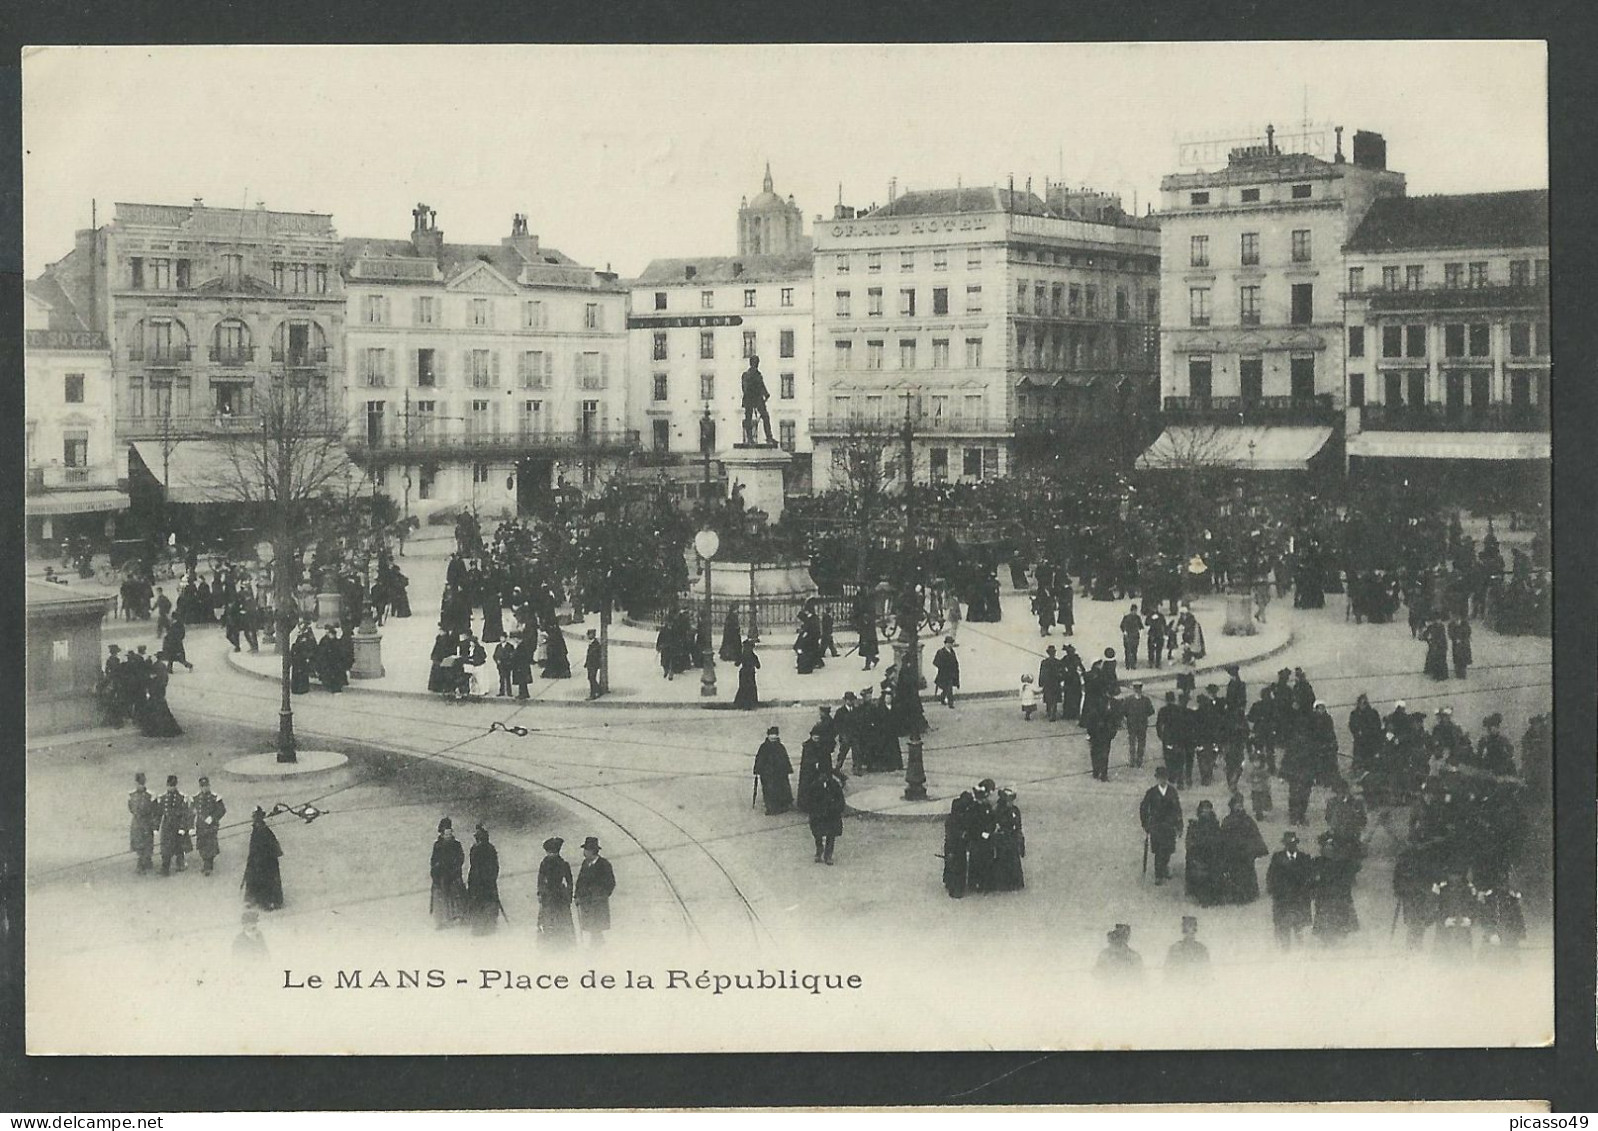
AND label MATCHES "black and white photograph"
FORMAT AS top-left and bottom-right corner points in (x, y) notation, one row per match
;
(19, 41), (1554, 1055)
